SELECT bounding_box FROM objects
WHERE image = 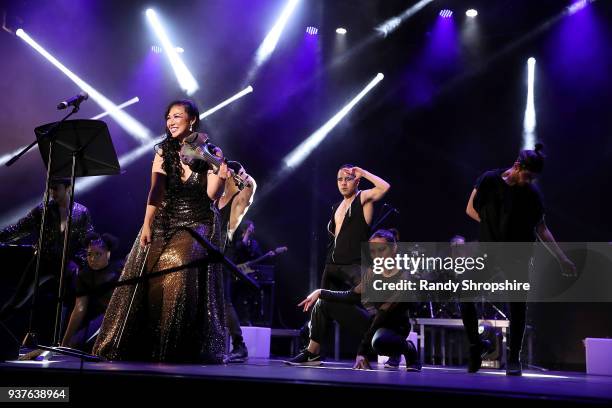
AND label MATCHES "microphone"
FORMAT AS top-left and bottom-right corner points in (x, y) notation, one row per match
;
(57, 91), (88, 110)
